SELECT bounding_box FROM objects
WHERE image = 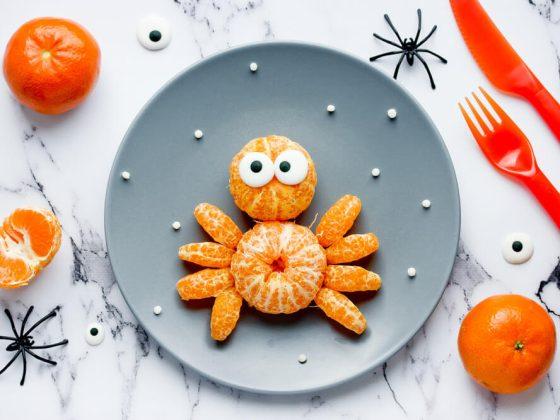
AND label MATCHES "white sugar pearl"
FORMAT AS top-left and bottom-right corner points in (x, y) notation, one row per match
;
(194, 129), (204, 139)
(121, 171), (131, 180)
(153, 305), (162, 315)
(371, 168), (381, 177)
(172, 221), (181, 230)
(298, 353), (307, 364)
(327, 104), (336, 113)
(387, 108), (397, 119)
(407, 267), (417, 278)
(249, 62), (258, 72)
(421, 199), (431, 209)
